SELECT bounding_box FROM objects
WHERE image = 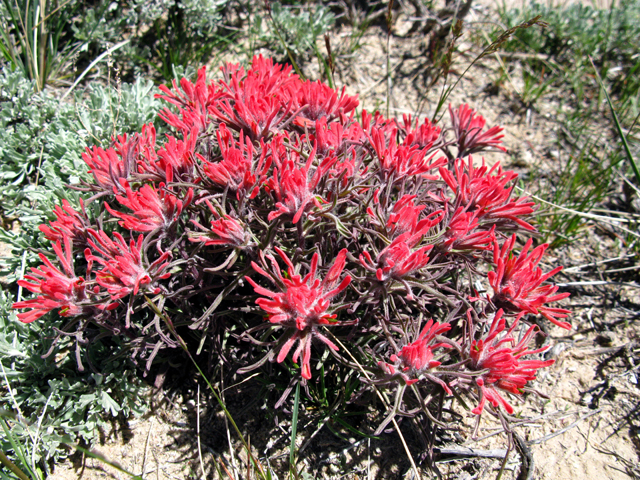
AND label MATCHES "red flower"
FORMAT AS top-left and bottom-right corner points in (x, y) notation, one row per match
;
(369, 125), (446, 180)
(146, 129), (198, 183)
(86, 230), (171, 300)
(137, 123), (158, 166)
(82, 145), (132, 193)
(312, 116), (363, 157)
(443, 207), (495, 252)
(360, 233), (433, 288)
(488, 235), (571, 329)
(469, 309), (555, 415)
(293, 80), (359, 127)
(401, 114), (442, 150)
(219, 56), (298, 100)
(379, 320), (452, 391)
(246, 248), (352, 379)
(266, 138), (333, 224)
(211, 56), (300, 141)
(201, 125), (271, 199)
(449, 104), (507, 156)
(13, 234), (88, 323)
(386, 195), (443, 239)
(39, 199), (89, 244)
(190, 200), (247, 248)
(439, 158), (535, 230)
(156, 66), (220, 134)
(105, 181), (193, 233)
(307, 118), (365, 189)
